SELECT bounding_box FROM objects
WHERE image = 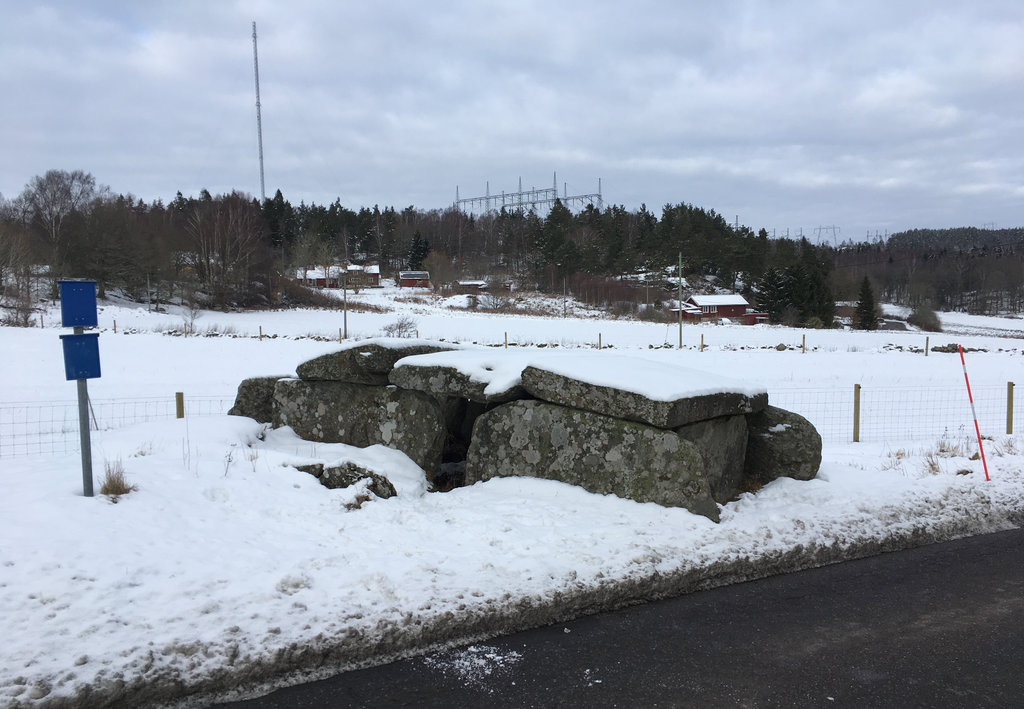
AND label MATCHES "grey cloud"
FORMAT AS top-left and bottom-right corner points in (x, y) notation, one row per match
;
(1, 0), (1022, 238)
